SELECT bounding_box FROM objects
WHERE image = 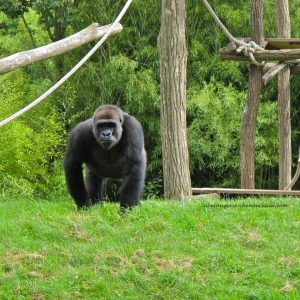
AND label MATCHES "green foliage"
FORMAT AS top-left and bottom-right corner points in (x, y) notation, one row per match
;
(0, 0), (300, 196)
(99, 55), (159, 112)
(188, 82), (245, 187)
(188, 82), (279, 188)
(0, 0), (33, 19)
(0, 197), (299, 298)
(0, 72), (65, 196)
(33, 0), (78, 41)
